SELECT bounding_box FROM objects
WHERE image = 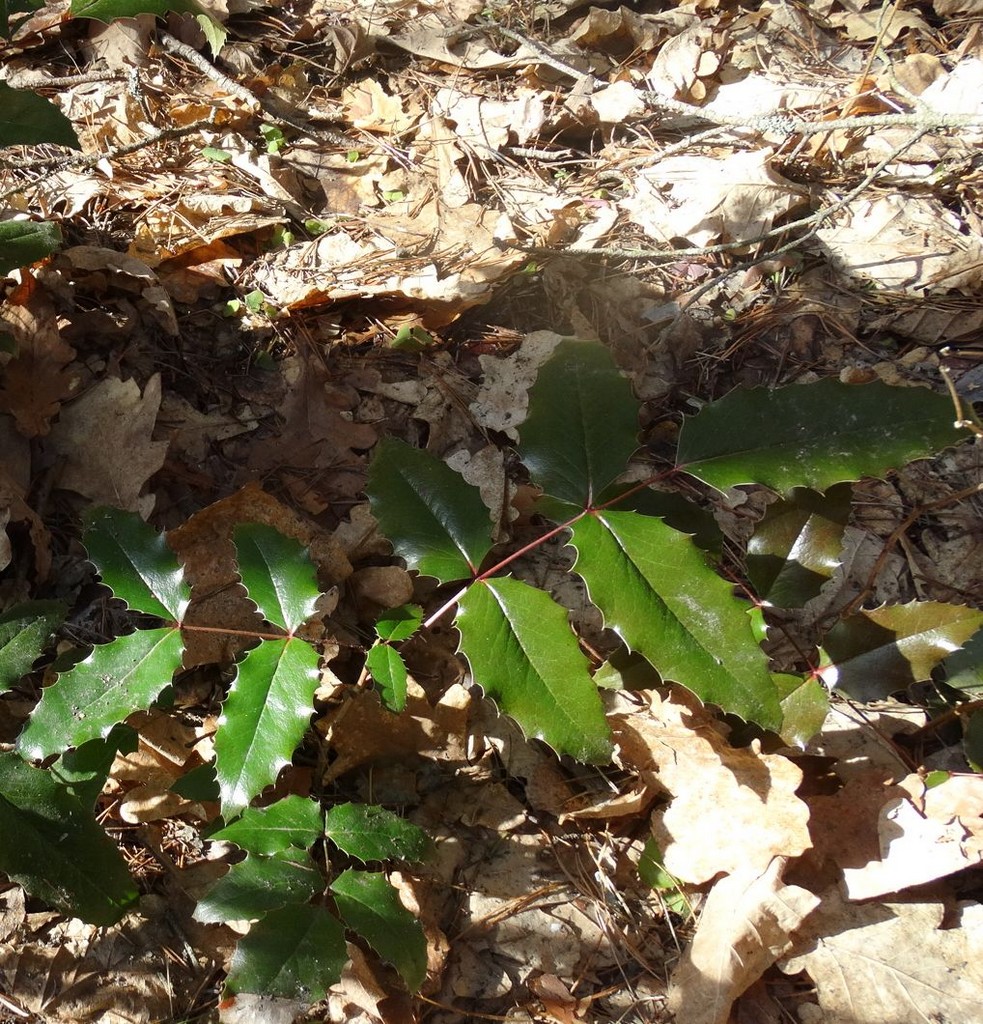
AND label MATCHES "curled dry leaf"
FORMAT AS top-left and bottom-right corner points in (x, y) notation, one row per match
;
(667, 858), (820, 1024)
(610, 689), (811, 884)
